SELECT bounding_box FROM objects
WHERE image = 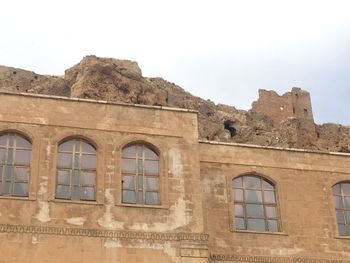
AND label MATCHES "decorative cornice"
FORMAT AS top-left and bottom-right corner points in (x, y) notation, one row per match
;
(0, 224), (208, 242)
(210, 254), (350, 263)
